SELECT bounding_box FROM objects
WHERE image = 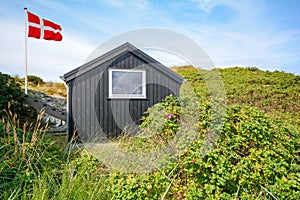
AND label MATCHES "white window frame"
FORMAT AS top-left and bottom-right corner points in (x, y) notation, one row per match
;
(108, 69), (146, 99)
